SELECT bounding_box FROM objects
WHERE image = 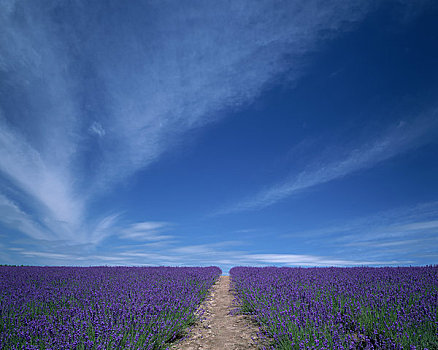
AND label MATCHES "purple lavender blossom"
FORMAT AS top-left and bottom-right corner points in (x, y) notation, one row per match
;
(0, 266), (221, 349)
(230, 266), (438, 350)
